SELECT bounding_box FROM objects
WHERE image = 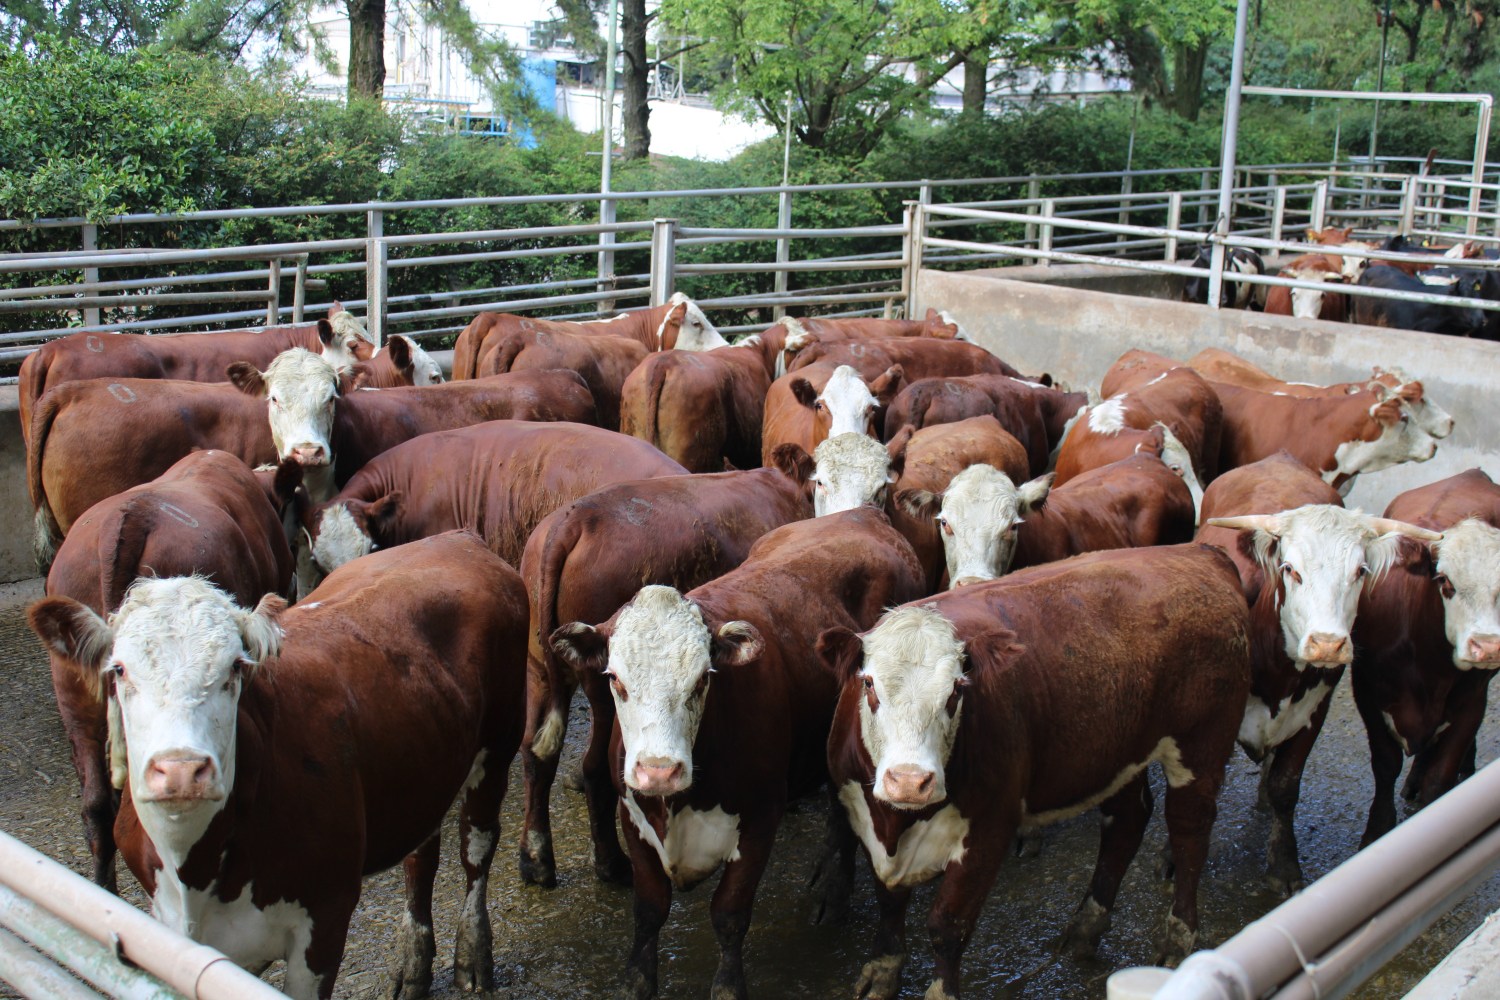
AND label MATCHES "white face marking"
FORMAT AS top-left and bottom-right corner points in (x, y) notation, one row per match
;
(623, 797), (741, 889)
(781, 316), (812, 354)
(840, 781), (969, 888)
(818, 365), (880, 438)
(932, 465), (1051, 586)
(1238, 683), (1335, 757)
(1433, 520), (1500, 669)
(310, 504), (373, 576)
(936, 310), (971, 342)
(260, 350), (340, 466)
(659, 292), (729, 351)
(324, 311), (372, 372)
(402, 338), (444, 385)
(812, 433), (895, 516)
(1290, 285), (1327, 319)
(1087, 398), (1127, 434)
(1157, 424), (1203, 523)
(1329, 404), (1437, 484)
